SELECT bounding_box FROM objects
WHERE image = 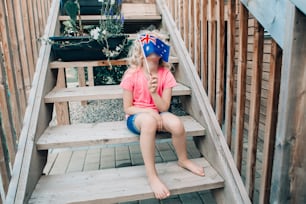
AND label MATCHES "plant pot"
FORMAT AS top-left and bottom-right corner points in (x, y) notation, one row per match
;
(49, 35), (132, 62)
(60, 0), (102, 15)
